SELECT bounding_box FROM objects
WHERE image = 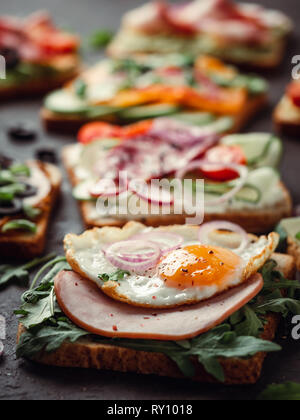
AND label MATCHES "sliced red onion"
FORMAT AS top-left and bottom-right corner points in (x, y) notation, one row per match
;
(175, 160), (248, 206)
(90, 173), (128, 198)
(104, 240), (161, 274)
(129, 179), (174, 207)
(198, 221), (249, 253)
(149, 117), (220, 148)
(131, 231), (184, 254)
